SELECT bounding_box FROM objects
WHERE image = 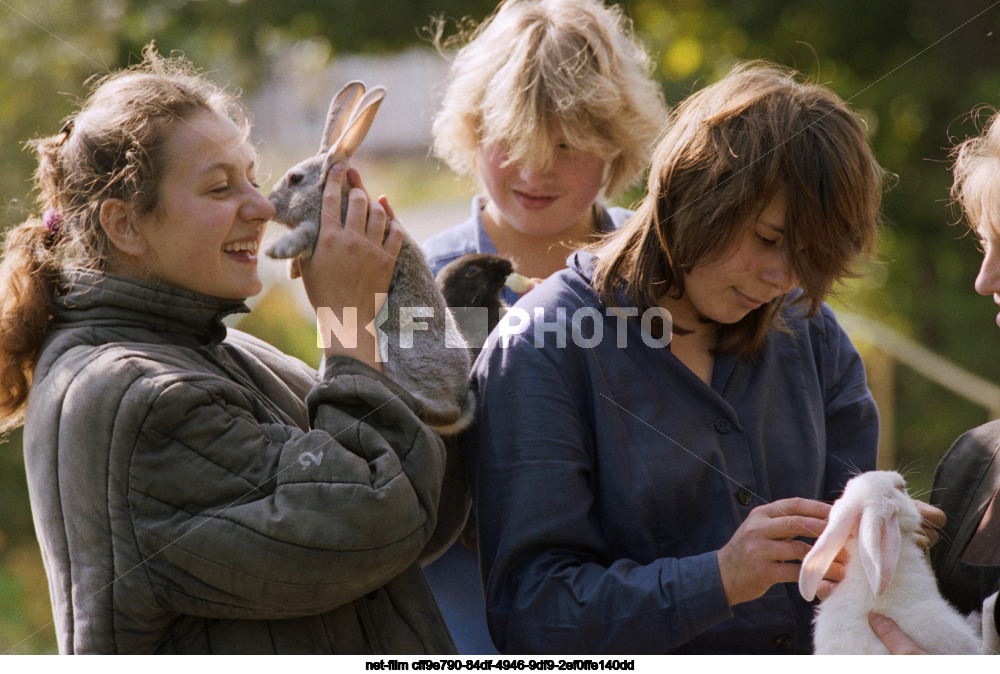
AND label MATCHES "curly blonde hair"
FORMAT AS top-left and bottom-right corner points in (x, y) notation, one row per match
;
(952, 108), (1000, 235)
(0, 44), (246, 433)
(430, 0), (667, 199)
